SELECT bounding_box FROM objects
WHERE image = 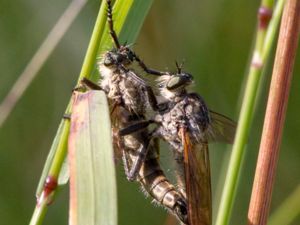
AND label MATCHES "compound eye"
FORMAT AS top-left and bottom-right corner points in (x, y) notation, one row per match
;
(183, 73), (193, 81)
(167, 73), (193, 90)
(116, 54), (123, 63)
(166, 76), (182, 90)
(127, 50), (135, 62)
(103, 57), (113, 66)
